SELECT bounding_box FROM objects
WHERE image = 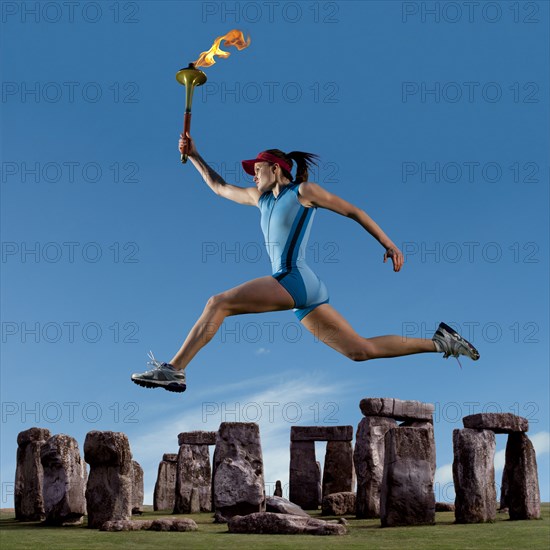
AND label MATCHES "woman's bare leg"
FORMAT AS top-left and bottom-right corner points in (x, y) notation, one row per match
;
(169, 276), (295, 370)
(301, 304), (436, 361)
